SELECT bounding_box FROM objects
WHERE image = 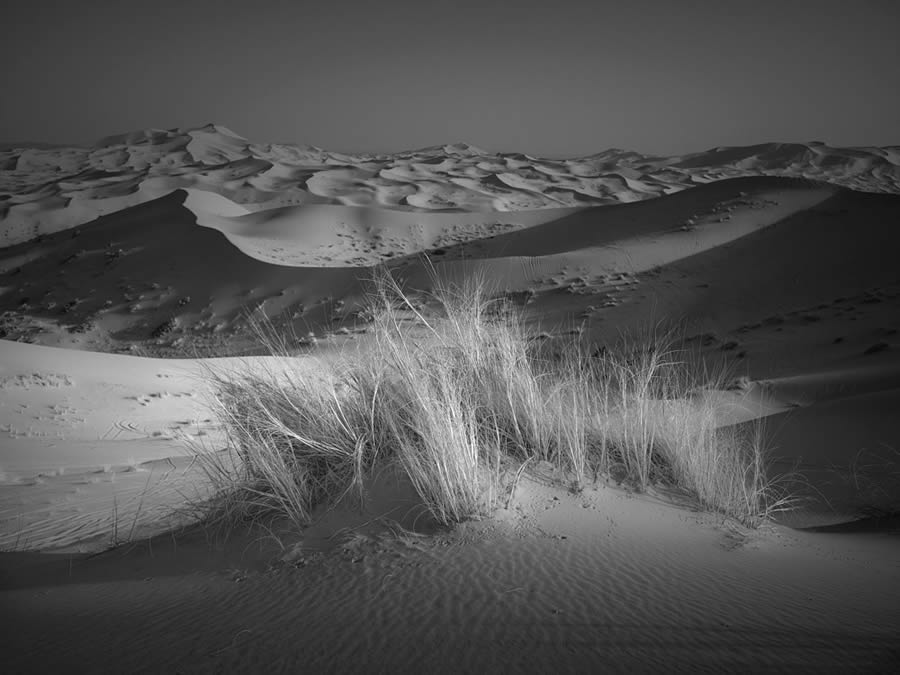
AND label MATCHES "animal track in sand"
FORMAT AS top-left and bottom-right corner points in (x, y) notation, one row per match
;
(125, 390), (194, 406)
(0, 372), (74, 389)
